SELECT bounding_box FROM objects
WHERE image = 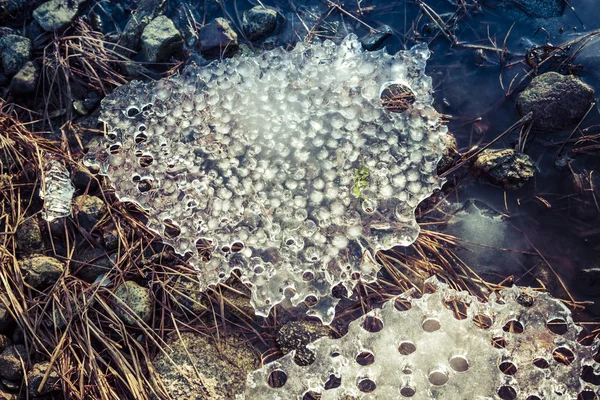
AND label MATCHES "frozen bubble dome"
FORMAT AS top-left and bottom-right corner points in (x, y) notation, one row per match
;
(85, 35), (448, 323)
(244, 277), (600, 399)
